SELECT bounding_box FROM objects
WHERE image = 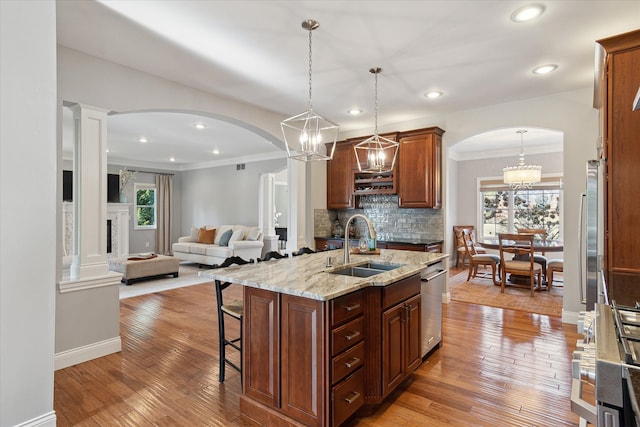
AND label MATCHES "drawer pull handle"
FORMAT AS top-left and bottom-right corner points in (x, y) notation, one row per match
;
(344, 392), (361, 404)
(344, 331), (360, 341)
(344, 303), (361, 312)
(344, 357), (360, 369)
